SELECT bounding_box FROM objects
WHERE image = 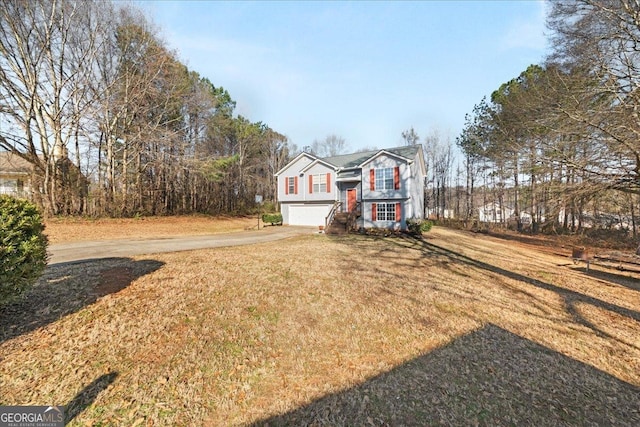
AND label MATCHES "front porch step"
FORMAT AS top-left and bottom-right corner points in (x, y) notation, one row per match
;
(326, 212), (354, 235)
